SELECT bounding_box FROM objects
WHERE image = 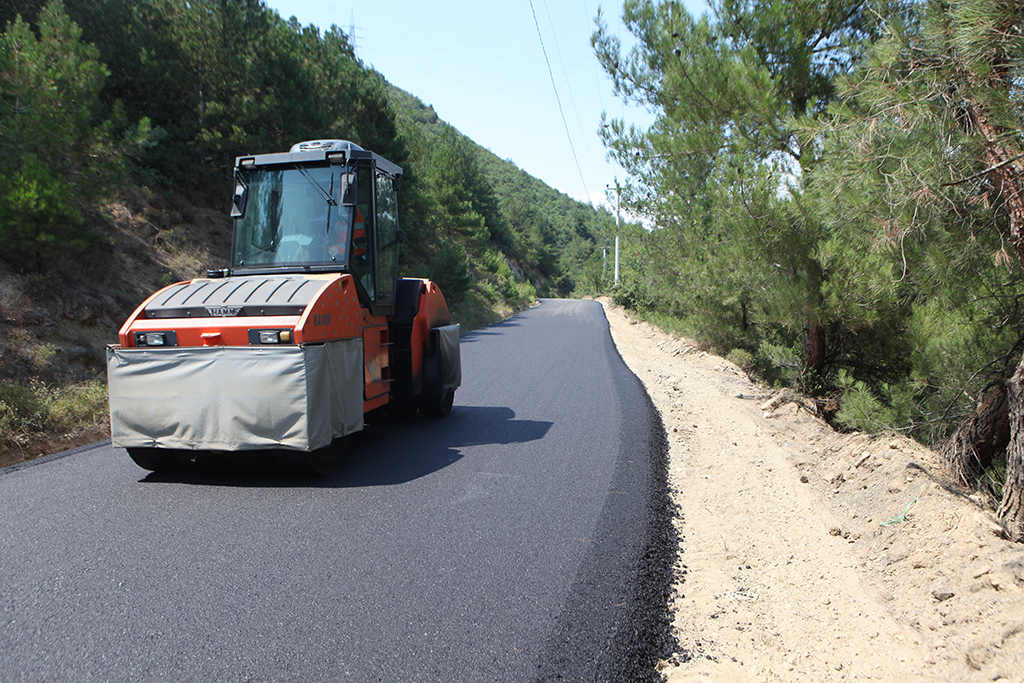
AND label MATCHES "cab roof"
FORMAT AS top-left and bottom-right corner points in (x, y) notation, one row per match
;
(233, 139), (403, 177)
